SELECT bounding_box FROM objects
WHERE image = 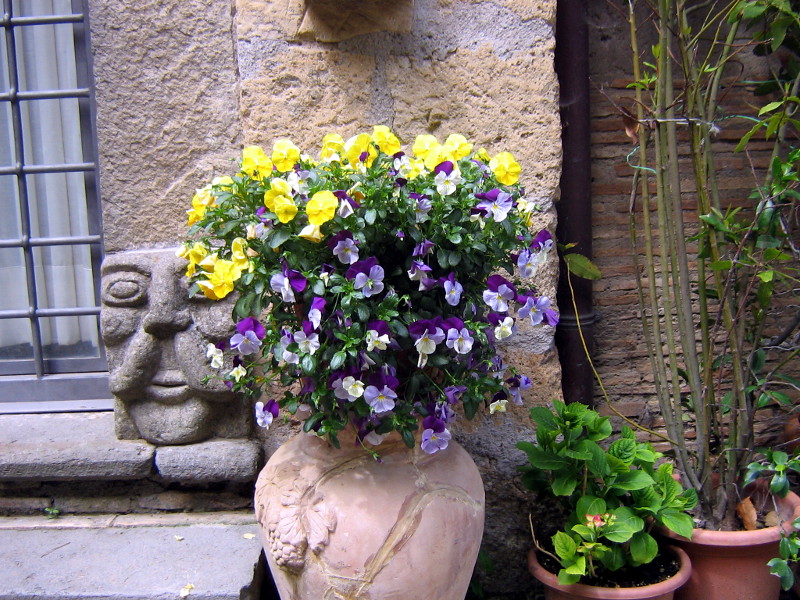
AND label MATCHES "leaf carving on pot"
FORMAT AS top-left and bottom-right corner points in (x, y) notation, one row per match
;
(263, 466), (337, 573)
